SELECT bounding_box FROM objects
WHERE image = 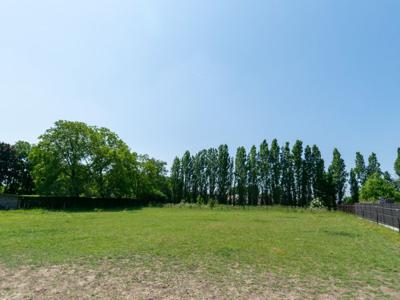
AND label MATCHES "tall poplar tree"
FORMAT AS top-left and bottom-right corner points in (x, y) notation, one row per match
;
(217, 144), (231, 204)
(181, 151), (192, 202)
(280, 142), (295, 206)
(247, 145), (259, 205)
(269, 139), (281, 204)
(258, 140), (270, 205)
(367, 153), (381, 178)
(328, 148), (347, 205)
(354, 152), (367, 185)
(235, 147), (247, 206)
(292, 140), (303, 206)
(207, 148), (218, 200)
(302, 145), (313, 206)
(349, 168), (359, 203)
(170, 157), (183, 203)
(311, 145), (325, 199)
